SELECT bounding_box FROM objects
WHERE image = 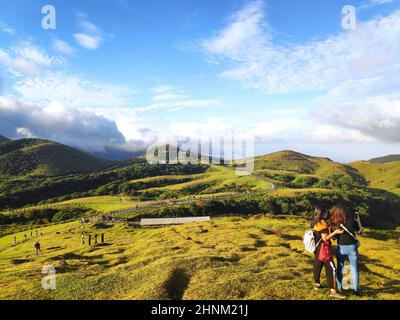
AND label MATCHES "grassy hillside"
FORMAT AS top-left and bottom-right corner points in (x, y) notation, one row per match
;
(250, 150), (366, 189)
(0, 135), (9, 143)
(350, 161), (400, 194)
(369, 154), (400, 164)
(0, 216), (398, 300)
(0, 138), (114, 177)
(125, 166), (271, 200)
(1, 145), (400, 300)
